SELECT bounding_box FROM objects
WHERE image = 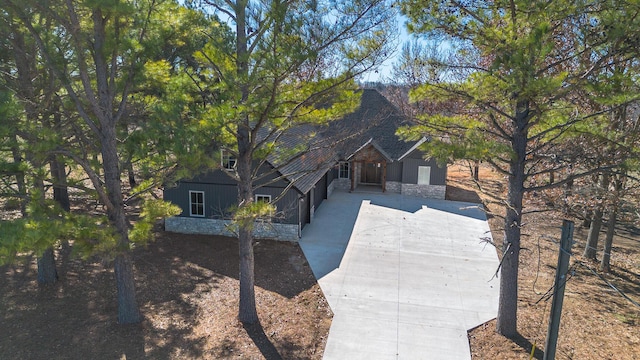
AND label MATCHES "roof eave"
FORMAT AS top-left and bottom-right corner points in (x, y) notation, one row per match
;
(397, 136), (428, 161)
(345, 138), (394, 163)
